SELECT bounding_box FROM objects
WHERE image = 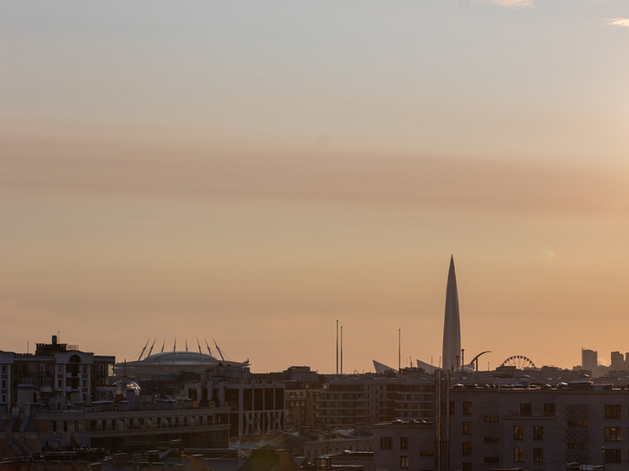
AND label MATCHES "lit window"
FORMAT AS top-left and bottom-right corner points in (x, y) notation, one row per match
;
(514, 448), (524, 462)
(514, 425), (523, 440)
(605, 427), (621, 441)
(534, 426), (544, 440)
